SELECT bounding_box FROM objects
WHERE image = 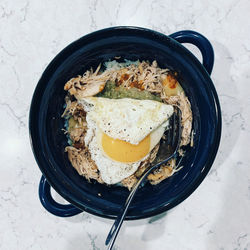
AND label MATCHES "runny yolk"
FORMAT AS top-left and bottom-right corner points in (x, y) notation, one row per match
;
(101, 133), (150, 163)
